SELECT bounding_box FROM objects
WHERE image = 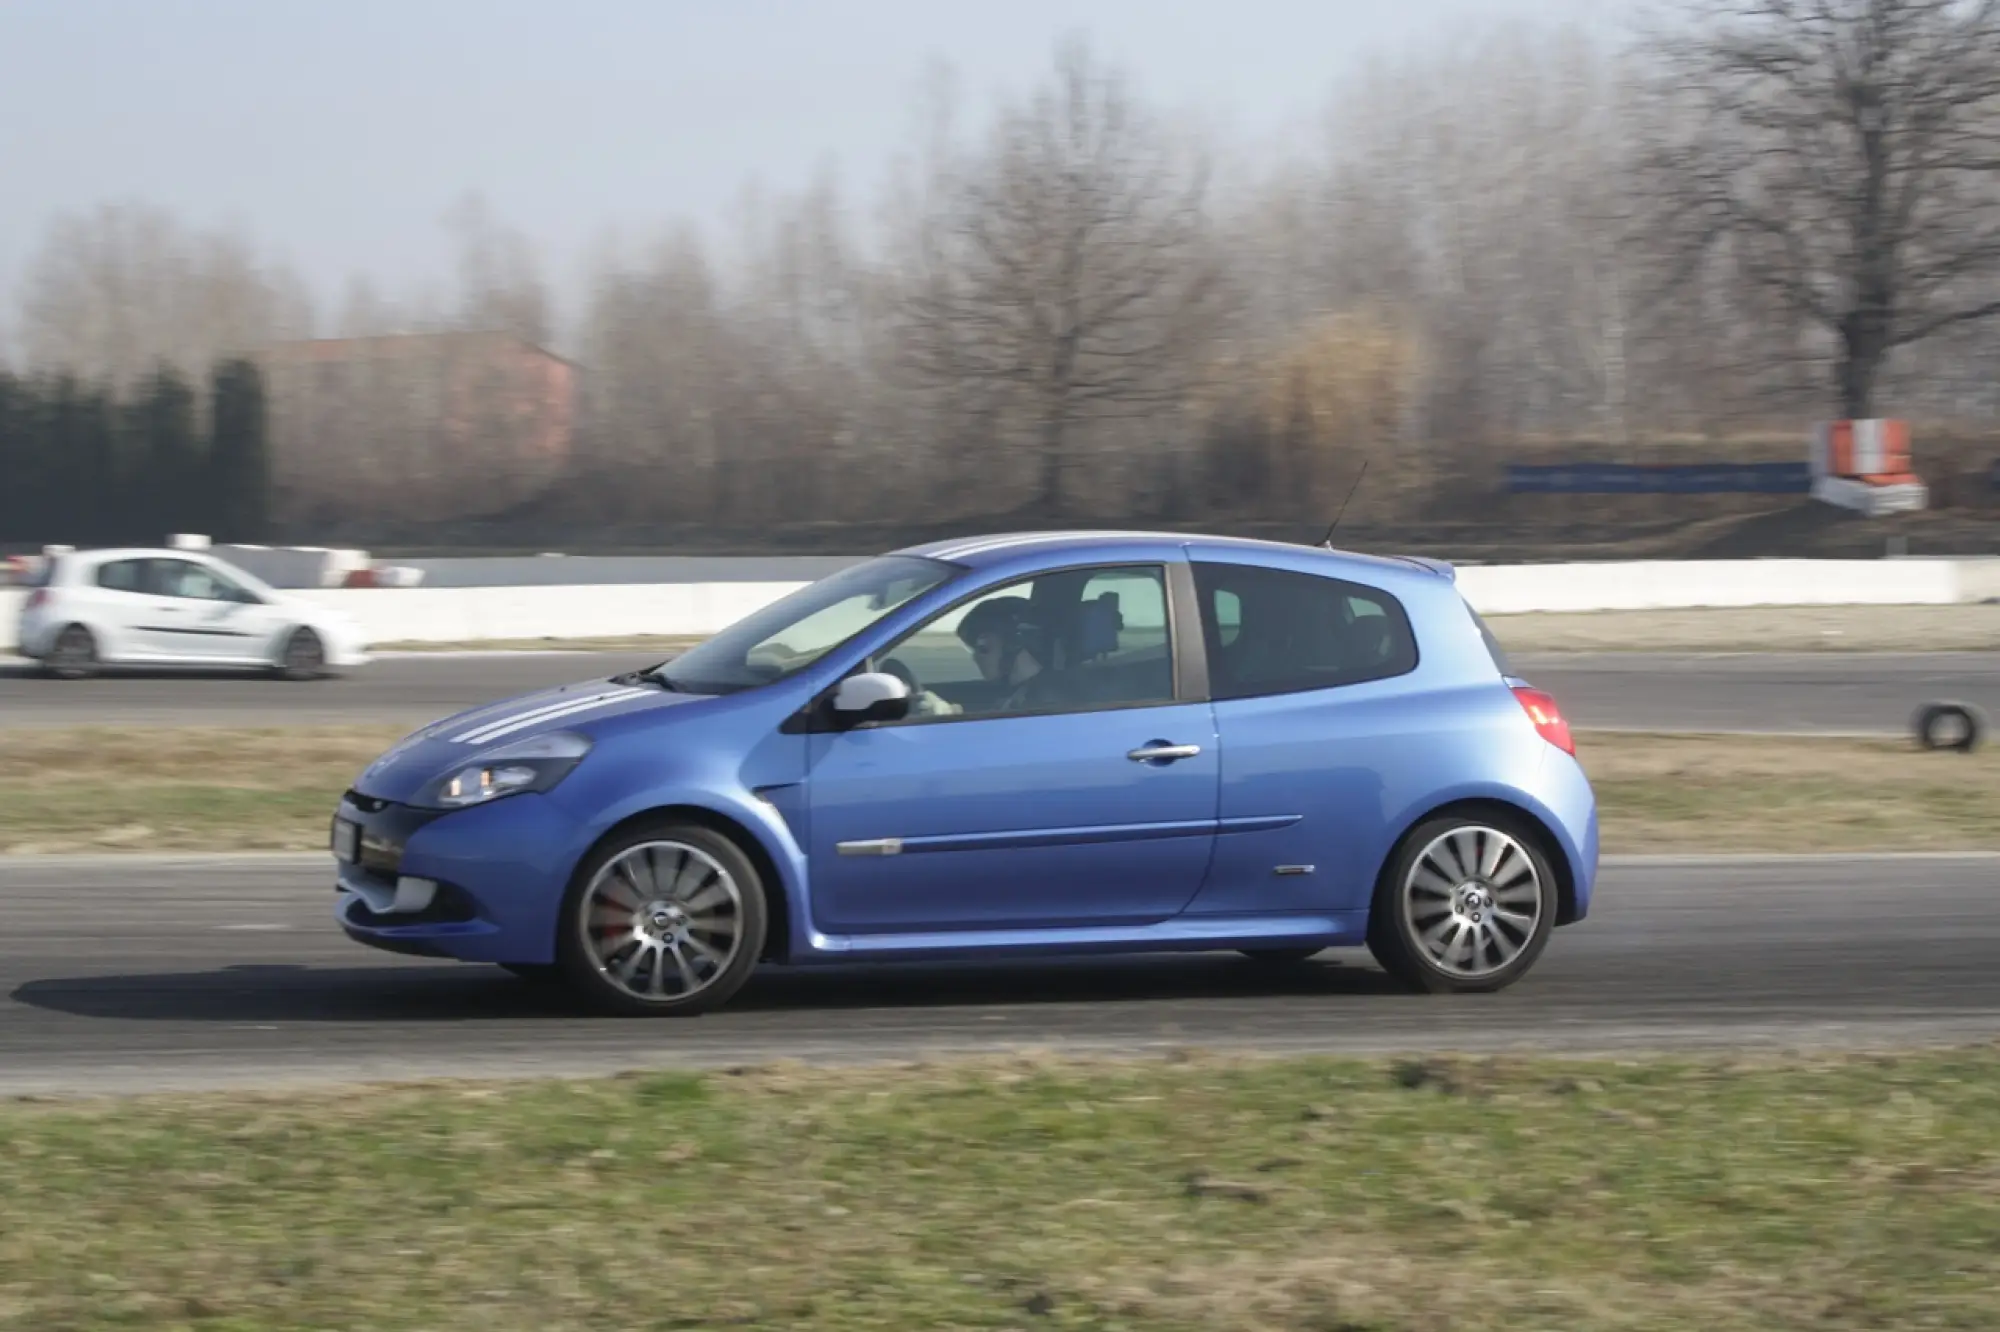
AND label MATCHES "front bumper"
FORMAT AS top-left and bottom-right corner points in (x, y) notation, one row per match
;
(330, 788), (584, 964)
